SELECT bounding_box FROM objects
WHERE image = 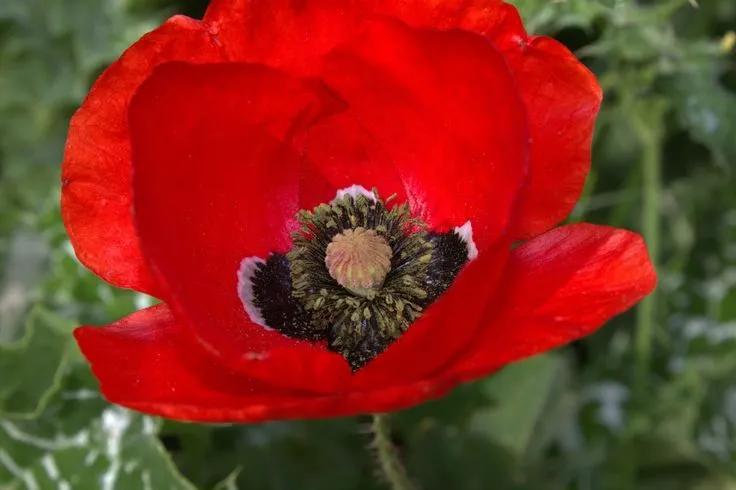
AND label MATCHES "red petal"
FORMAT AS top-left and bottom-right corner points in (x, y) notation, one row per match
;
(61, 16), (224, 295)
(232, 237), (510, 394)
(203, 1), (600, 239)
(351, 236), (511, 390)
(232, 343), (353, 394)
(298, 115), (409, 211)
(203, 0), (361, 74)
(236, 20), (529, 391)
(75, 305), (267, 414)
(128, 63), (330, 366)
(489, 9), (602, 239)
(231, 19), (529, 392)
(202, 0), (519, 75)
(452, 223), (656, 381)
(312, 19), (528, 250)
(75, 305), (453, 422)
(126, 378), (453, 423)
